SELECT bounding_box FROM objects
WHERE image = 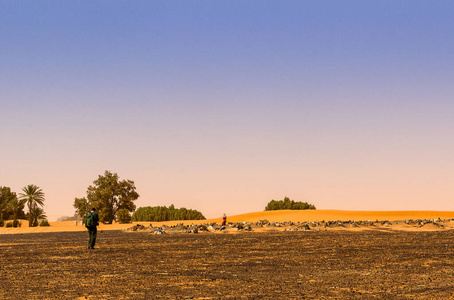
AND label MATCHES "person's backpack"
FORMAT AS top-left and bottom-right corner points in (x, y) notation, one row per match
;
(86, 212), (95, 228)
